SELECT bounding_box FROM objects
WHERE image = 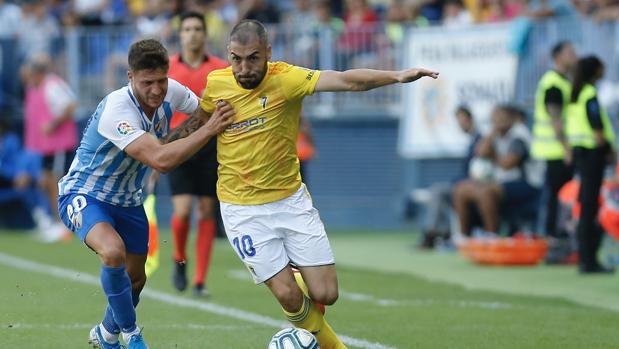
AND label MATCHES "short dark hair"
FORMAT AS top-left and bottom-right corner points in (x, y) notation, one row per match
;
(501, 104), (527, 122)
(444, 0), (464, 6)
(551, 41), (571, 60)
(128, 39), (169, 72)
(229, 19), (269, 46)
(571, 55), (604, 102)
(455, 105), (472, 119)
(179, 11), (206, 33)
